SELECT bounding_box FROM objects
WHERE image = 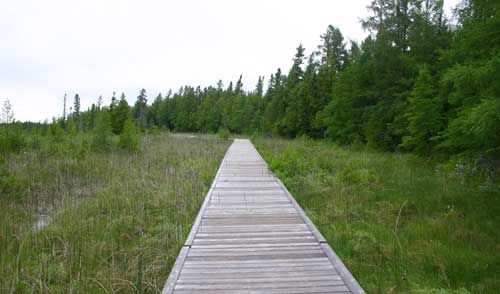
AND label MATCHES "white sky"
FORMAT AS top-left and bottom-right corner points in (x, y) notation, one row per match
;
(1, 0), (459, 122)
